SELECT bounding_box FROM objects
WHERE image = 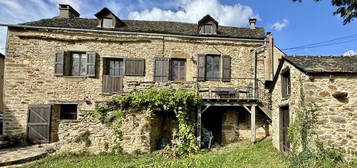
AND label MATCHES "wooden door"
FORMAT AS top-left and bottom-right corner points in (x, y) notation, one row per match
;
(27, 104), (52, 144)
(280, 106), (290, 152)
